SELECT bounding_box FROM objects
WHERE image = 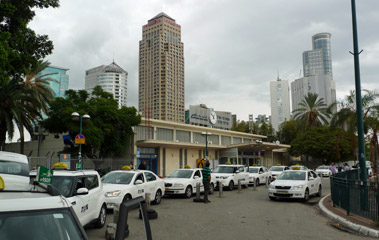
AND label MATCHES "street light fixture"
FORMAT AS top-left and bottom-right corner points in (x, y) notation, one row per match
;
(201, 132), (212, 161)
(256, 140), (262, 165)
(71, 112), (91, 169)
